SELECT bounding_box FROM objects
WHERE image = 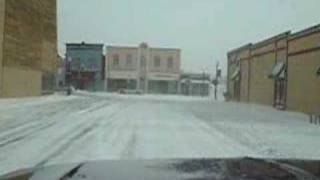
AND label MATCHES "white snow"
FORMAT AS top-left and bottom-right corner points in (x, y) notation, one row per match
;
(0, 92), (319, 175)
